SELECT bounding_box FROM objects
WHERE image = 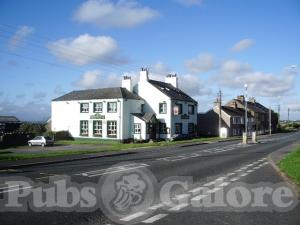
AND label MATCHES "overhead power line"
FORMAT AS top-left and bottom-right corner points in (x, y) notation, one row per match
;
(0, 23), (140, 74)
